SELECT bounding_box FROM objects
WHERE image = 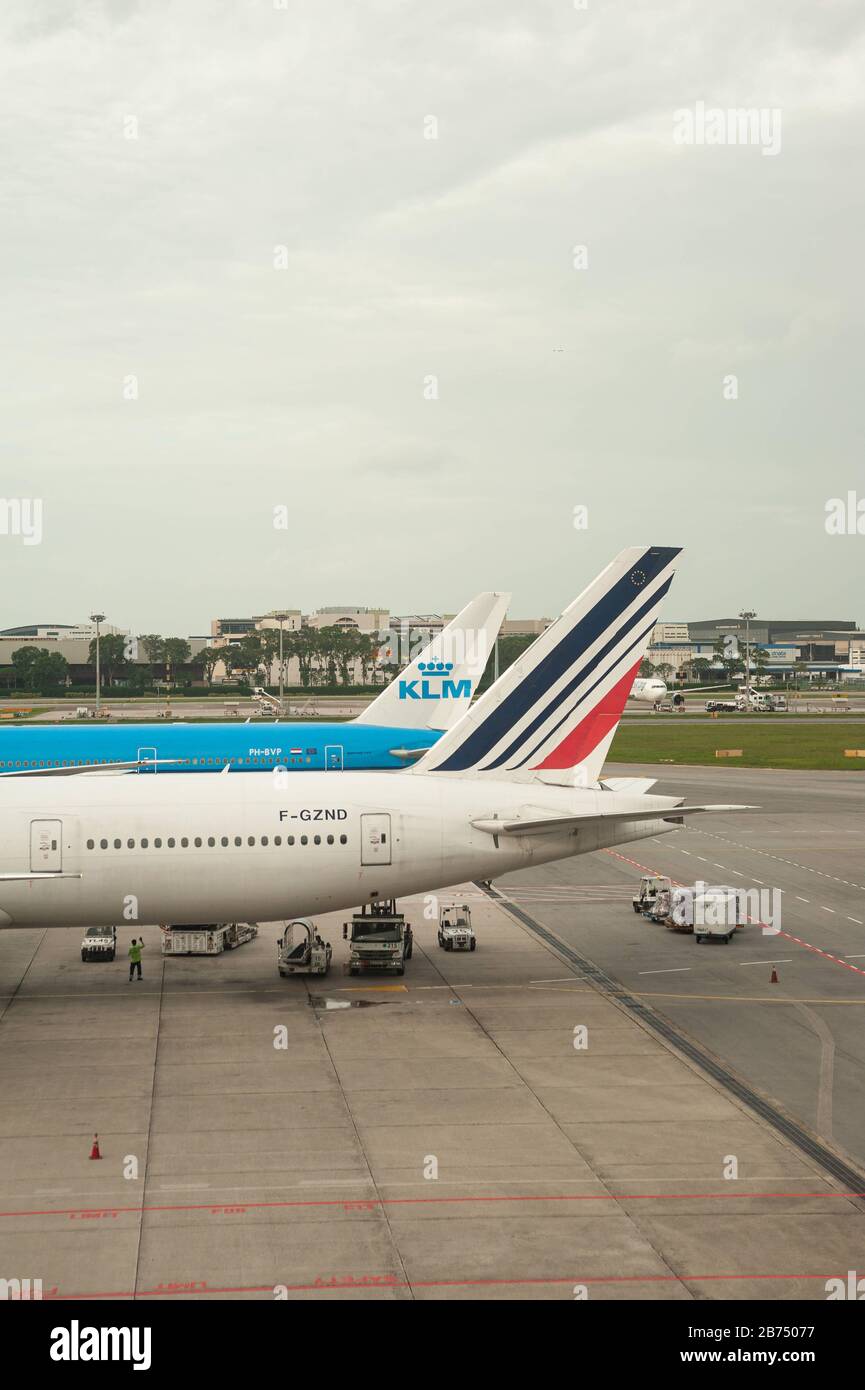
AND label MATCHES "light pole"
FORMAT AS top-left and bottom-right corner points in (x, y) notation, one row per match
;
(89, 613), (105, 714)
(272, 613), (291, 716)
(739, 609), (756, 708)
